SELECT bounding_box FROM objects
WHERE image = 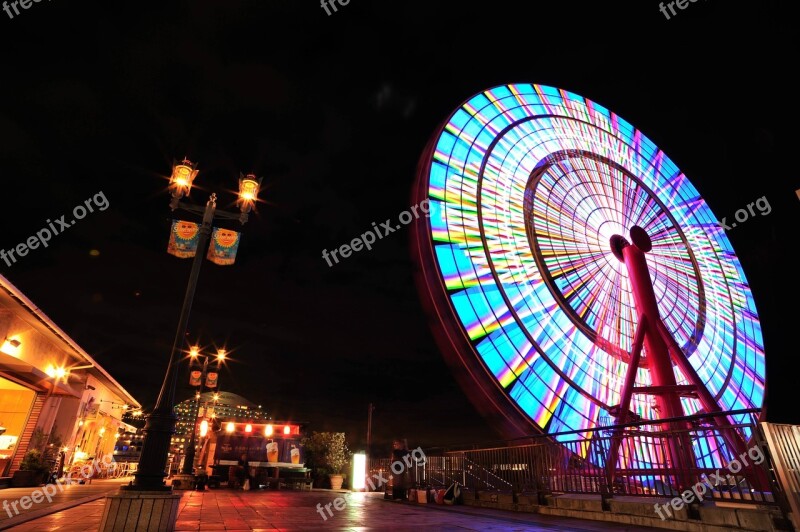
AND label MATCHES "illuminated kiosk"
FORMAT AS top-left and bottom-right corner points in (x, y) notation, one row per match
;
(410, 84), (766, 493)
(203, 421), (308, 489)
